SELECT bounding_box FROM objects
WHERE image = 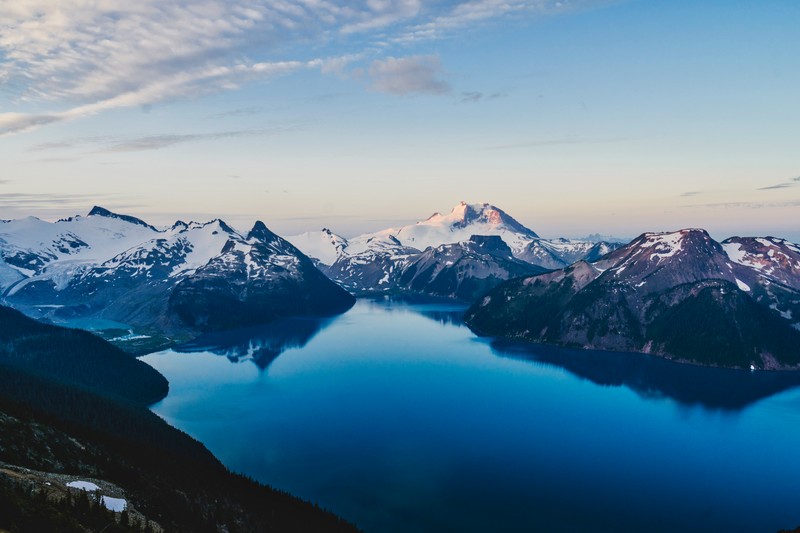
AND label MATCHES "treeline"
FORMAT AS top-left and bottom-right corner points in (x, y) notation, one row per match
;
(0, 305), (360, 532)
(0, 305), (167, 404)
